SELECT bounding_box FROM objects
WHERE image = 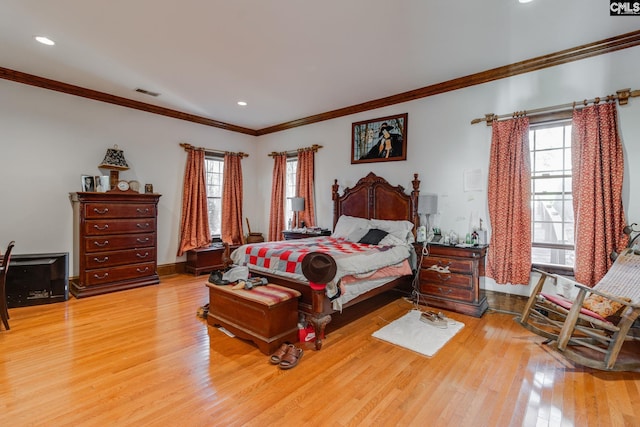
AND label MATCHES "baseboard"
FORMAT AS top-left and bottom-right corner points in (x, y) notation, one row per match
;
(485, 289), (528, 315)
